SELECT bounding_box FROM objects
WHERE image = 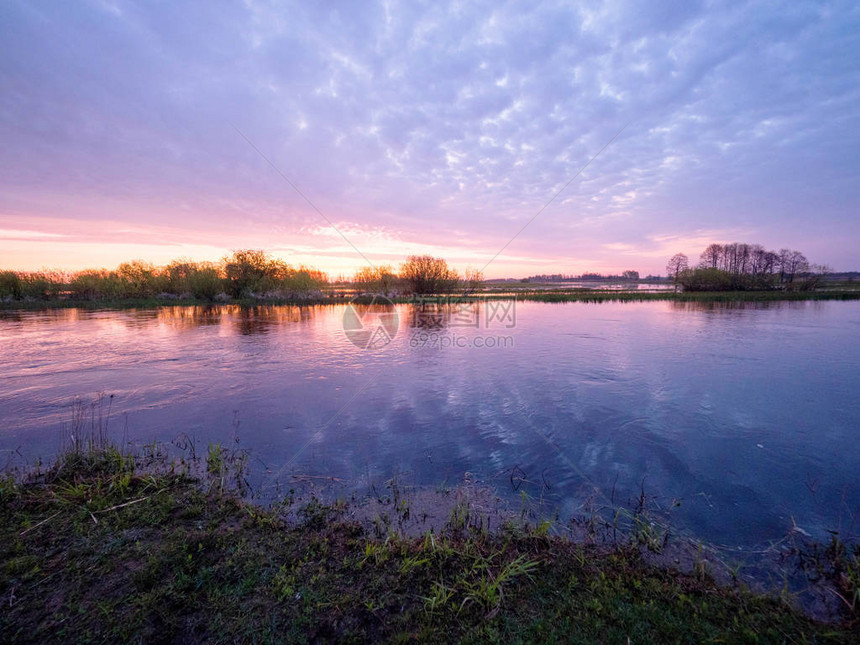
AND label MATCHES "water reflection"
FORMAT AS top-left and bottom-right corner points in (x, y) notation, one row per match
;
(154, 305), (318, 334)
(1, 300), (858, 548)
(669, 300), (822, 313)
(403, 299), (516, 331)
(155, 306), (226, 330)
